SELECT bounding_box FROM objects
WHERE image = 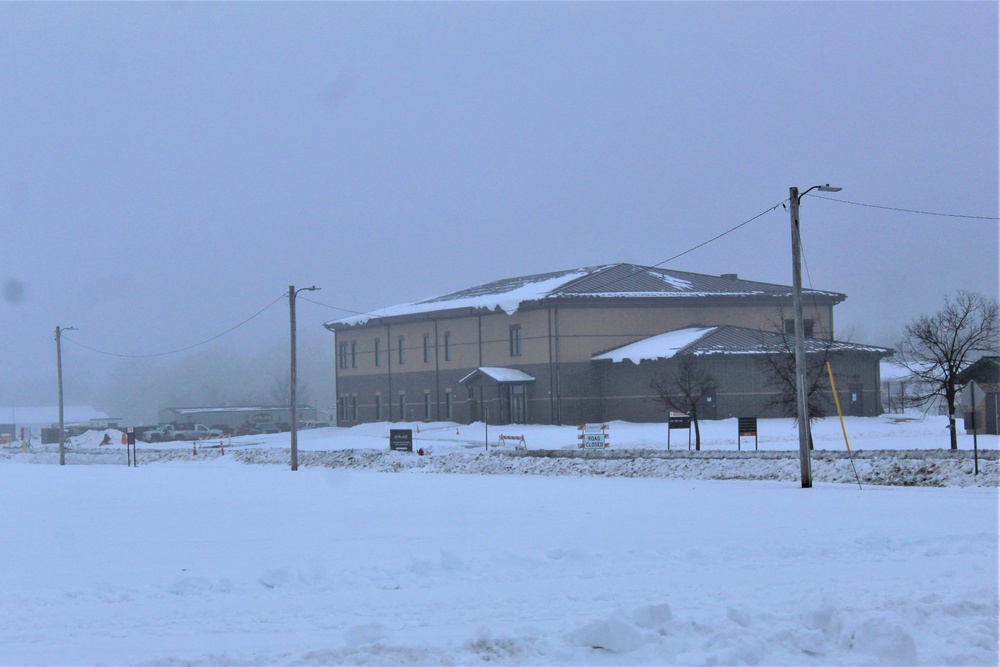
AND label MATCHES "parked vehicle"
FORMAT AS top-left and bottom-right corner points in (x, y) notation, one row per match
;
(210, 424), (234, 436)
(144, 423), (223, 442)
(300, 421), (331, 429)
(257, 423), (280, 435)
(235, 422), (261, 436)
